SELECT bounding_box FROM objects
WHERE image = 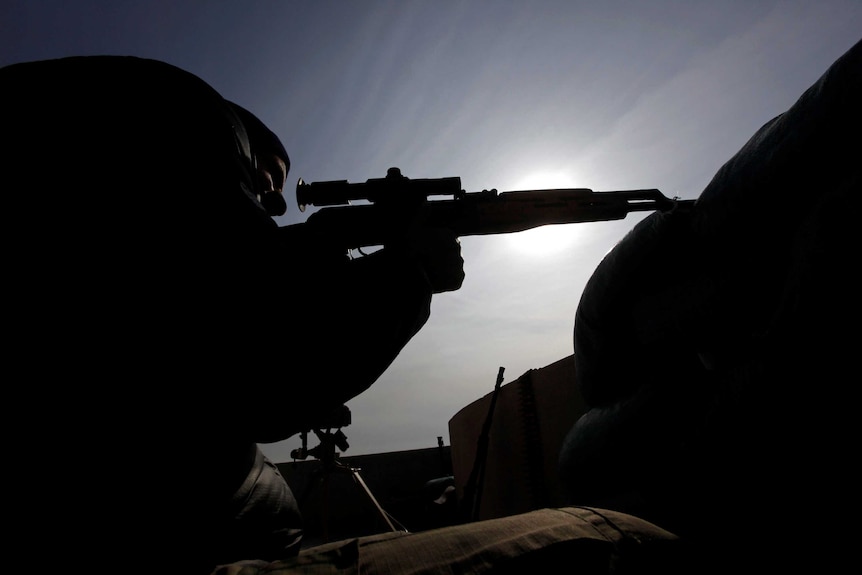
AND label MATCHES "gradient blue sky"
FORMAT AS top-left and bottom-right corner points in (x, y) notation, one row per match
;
(3, 1), (859, 460)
